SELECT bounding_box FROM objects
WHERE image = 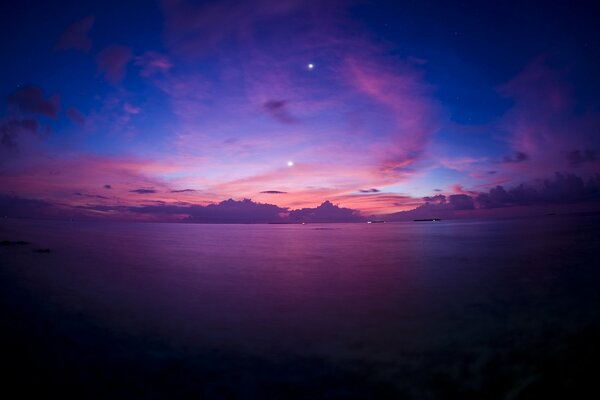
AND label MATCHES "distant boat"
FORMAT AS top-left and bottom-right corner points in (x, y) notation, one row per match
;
(413, 218), (441, 222)
(367, 220), (385, 224)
